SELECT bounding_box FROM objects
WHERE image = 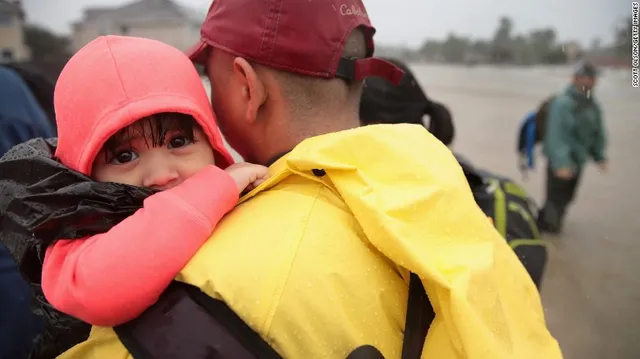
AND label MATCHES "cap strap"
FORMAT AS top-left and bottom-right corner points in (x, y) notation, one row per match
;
(336, 57), (405, 85)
